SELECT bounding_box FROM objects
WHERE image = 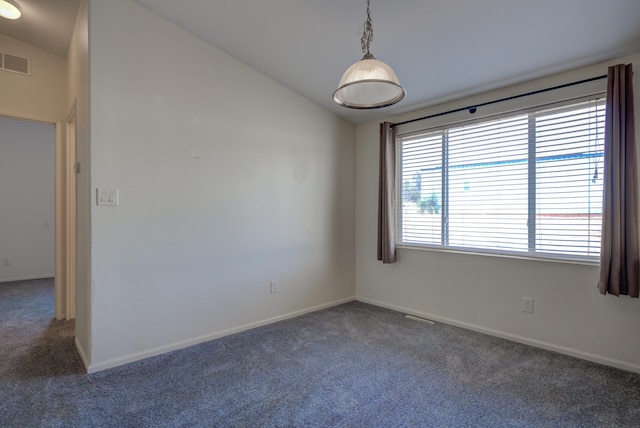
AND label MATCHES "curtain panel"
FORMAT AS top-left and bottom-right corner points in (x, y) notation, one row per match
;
(377, 122), (397, 263)
(598, 63), (639, 297)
